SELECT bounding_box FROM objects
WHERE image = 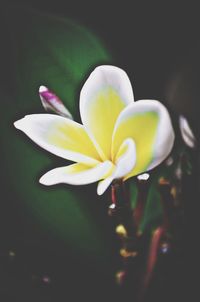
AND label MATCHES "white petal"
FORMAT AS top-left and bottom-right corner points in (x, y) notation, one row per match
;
(97, 177), (114, 195)
(179, 115), (196, 148)
(147, 101), (175, 170)
(137, 173), (150, 180)
(14, 114), (101, 166)
(80, 65), (134, 110)
(79, 65), (134, 160)
(39, 161), (113, 186)
(114, 138), (136, 178)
